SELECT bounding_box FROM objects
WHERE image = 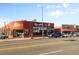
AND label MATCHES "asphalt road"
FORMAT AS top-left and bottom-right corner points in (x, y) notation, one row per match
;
(0, 37), (79, 55)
